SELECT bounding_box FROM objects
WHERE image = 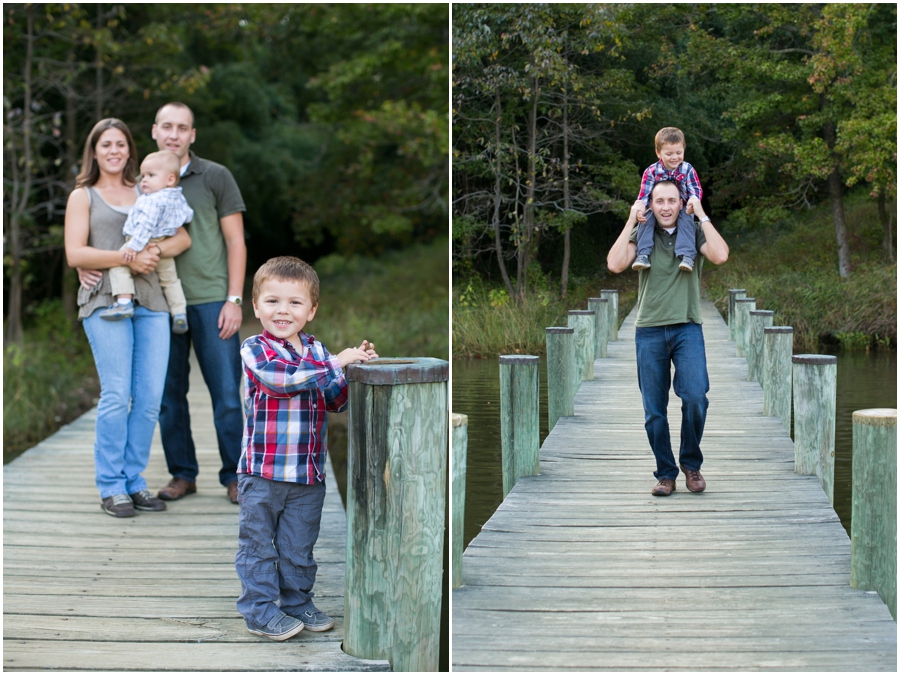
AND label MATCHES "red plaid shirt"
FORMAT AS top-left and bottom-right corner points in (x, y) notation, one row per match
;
(238, 330), (348, 483)
(637, 160), (703, 207)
